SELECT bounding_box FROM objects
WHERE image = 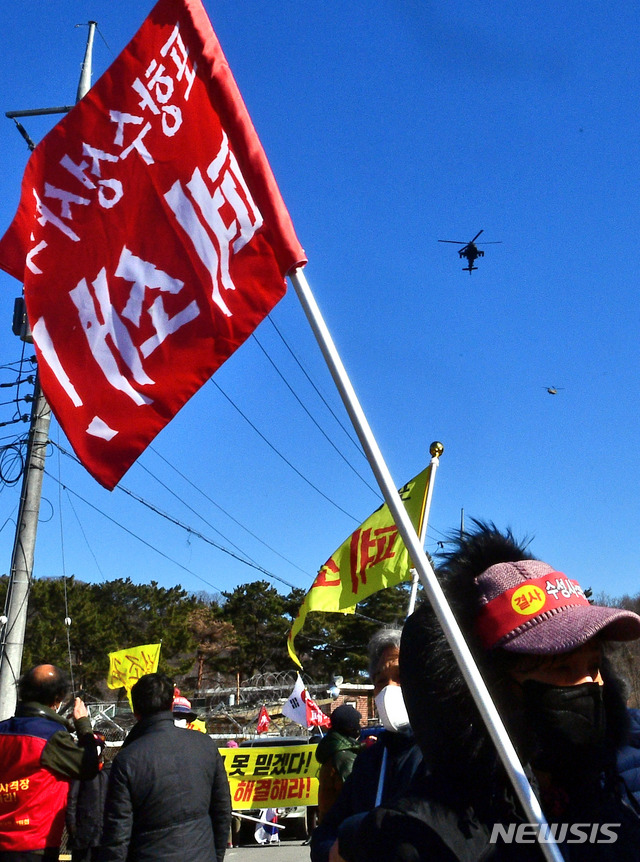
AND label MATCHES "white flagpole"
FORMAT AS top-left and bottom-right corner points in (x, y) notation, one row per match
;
(406, 442), (442, 616)
(287, 267), (563, 862)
